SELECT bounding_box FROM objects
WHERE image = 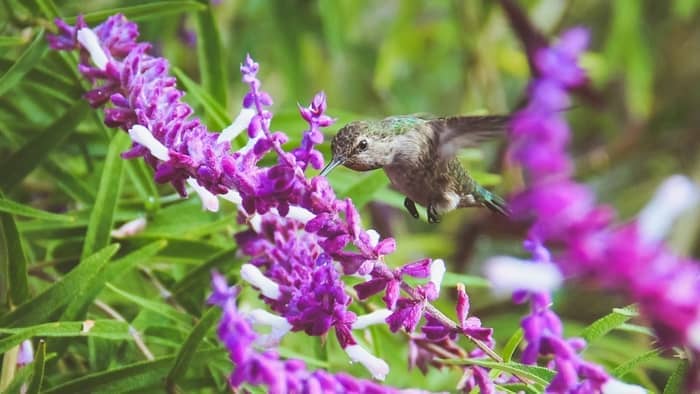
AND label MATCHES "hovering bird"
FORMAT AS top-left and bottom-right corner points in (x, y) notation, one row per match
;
(320, 115), (509, 223)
